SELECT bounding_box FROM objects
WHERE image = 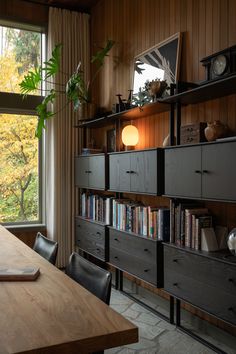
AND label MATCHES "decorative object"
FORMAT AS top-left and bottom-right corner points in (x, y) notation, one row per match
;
(132, 87), (151, 108)
(106, 128), (116, 152)
(204, 120), (228, 141)
(132, 32), (182, 98)
(162, 134), (176, 147)
(227, 228), (236, 256)
(201, 227), (218, 252)
(145, 79), (168, 101)
(20, 40), (115, 137)
(201, 45), (236, 82)
(180, 122), (207, 145)
(121, 125), (139, 149)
